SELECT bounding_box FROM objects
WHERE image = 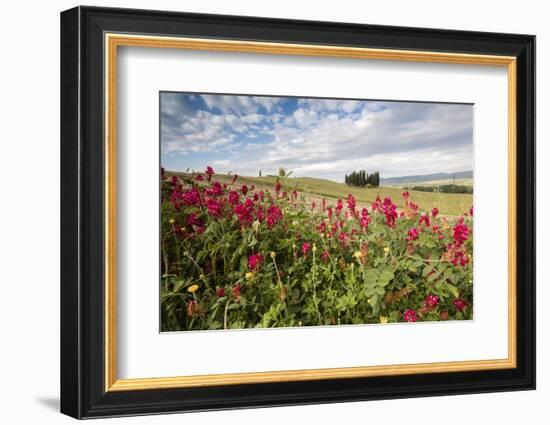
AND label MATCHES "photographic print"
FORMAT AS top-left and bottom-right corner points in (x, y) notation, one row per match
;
(160, 92), (474, 332)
